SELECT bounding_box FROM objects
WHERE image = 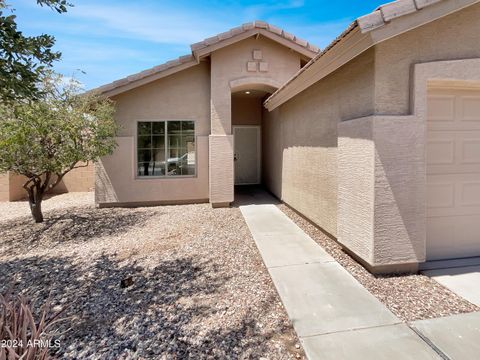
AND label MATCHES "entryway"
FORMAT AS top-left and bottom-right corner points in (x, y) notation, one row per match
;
(233, 126), (260, 185)
(231, 87), (272, 189)
(426, 86), (480, 260)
